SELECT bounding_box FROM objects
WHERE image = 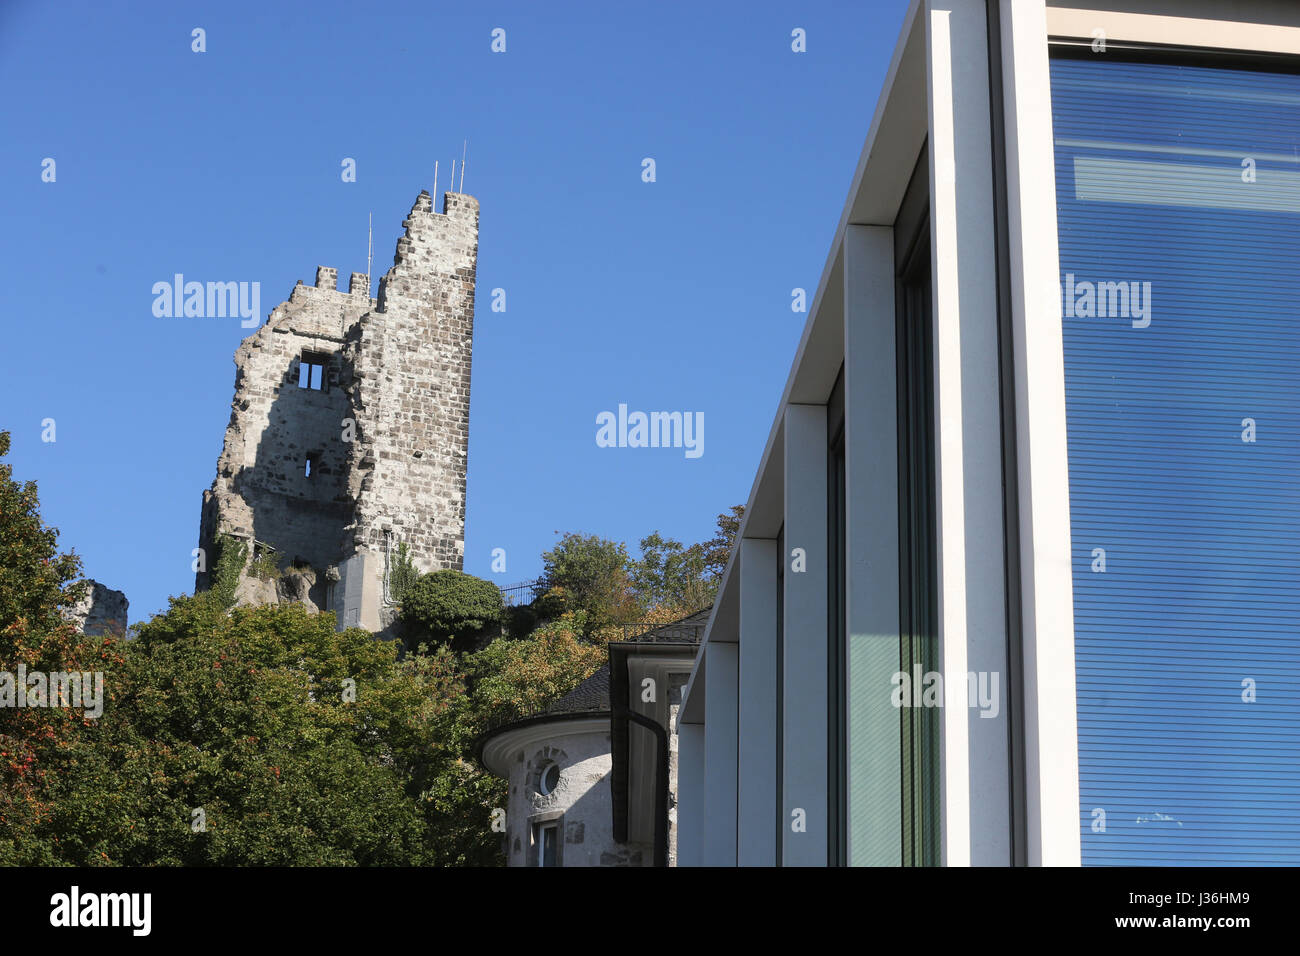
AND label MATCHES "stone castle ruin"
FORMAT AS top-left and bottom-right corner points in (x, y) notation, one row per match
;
(196, 189), (478, 633)
(65, 581), (129, 637)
